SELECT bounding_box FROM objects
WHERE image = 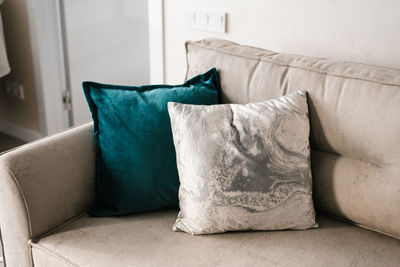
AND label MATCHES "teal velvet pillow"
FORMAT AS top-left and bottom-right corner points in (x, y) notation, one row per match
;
(83, 68), (220, 216)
